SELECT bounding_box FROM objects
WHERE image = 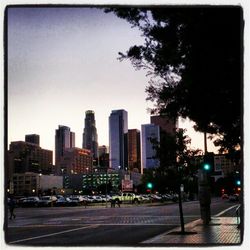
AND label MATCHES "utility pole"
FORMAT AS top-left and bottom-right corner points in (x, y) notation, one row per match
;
(204, 131), (208, 154)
